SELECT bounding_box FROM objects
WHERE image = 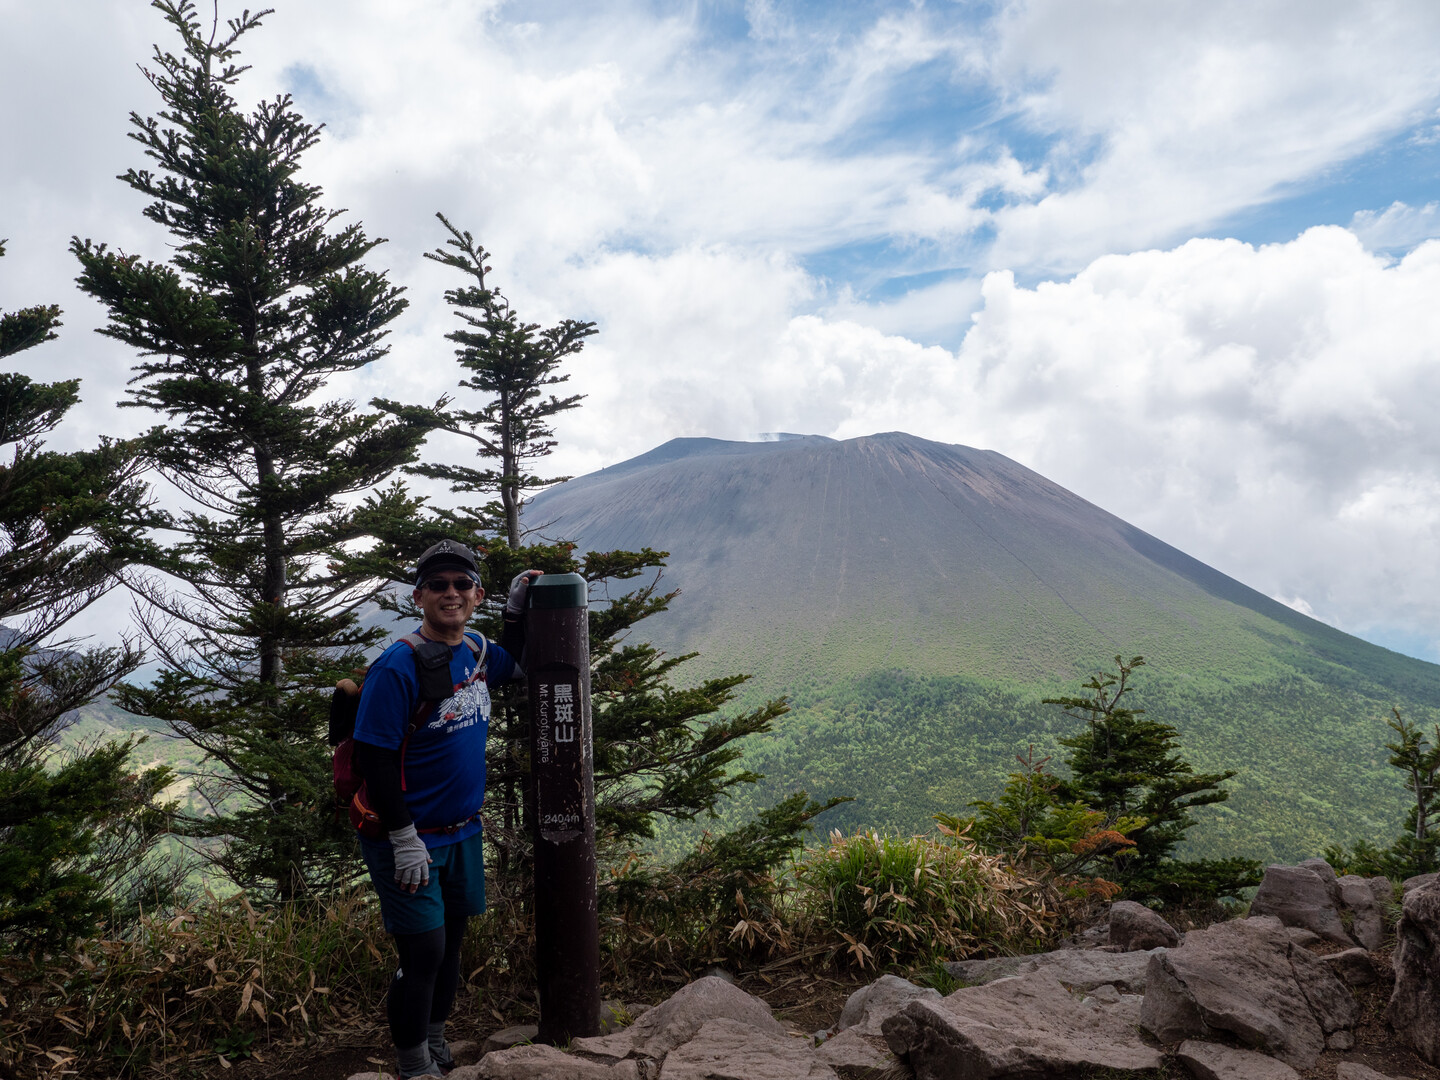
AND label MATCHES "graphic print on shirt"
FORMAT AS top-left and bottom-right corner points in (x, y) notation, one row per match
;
(426, 669), (491, 734)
